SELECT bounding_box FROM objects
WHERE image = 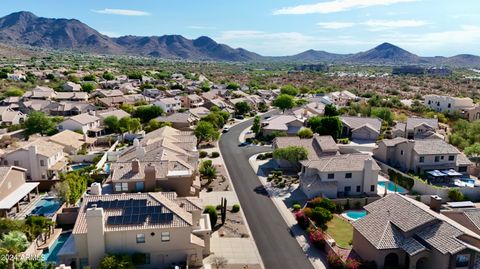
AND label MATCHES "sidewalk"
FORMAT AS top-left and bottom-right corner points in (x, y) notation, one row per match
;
(248, 154), (328, 269)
